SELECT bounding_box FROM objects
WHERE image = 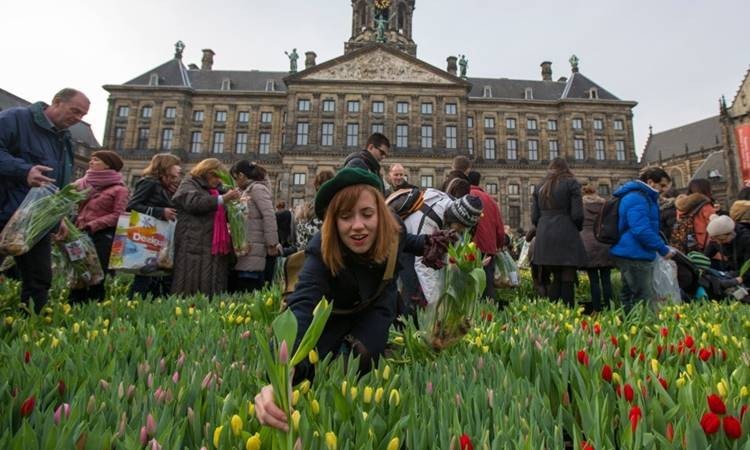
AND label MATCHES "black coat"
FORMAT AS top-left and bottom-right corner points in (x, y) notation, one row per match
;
(344, 150), (381, 177)
(275, 209), (294, 247)
(127, 176), (175, 221)
(531, 177), (587, 267)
